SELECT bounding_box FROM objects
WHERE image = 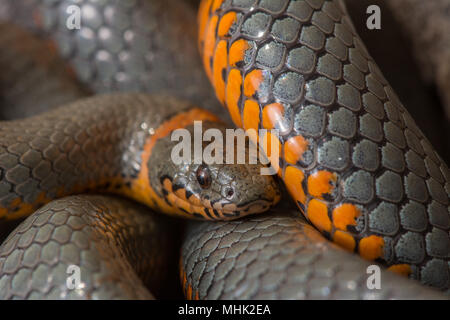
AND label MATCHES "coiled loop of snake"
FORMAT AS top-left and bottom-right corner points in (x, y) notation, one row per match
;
(198, 0), (450, 290)
(0, 0), (448, 299)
